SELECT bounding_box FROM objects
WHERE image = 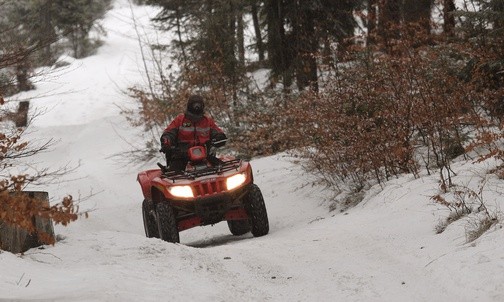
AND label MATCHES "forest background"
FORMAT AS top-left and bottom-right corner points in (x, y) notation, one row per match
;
(0, 0), (503, 241)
